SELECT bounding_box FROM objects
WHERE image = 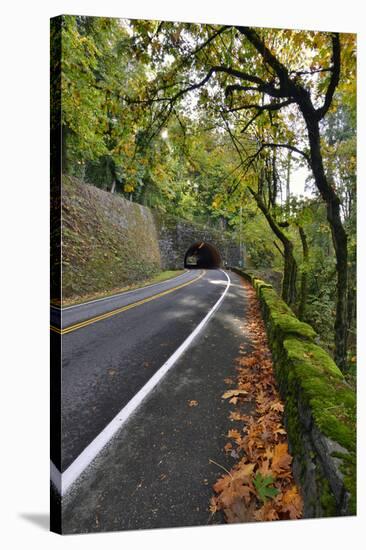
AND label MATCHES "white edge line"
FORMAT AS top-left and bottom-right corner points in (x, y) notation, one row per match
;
(51, 269), (190, 311)
(50, 269), (231, 496)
